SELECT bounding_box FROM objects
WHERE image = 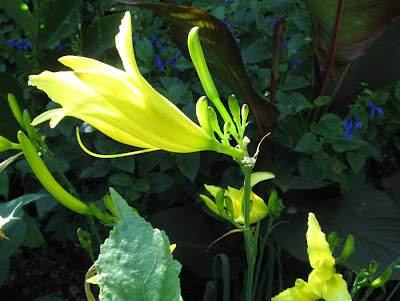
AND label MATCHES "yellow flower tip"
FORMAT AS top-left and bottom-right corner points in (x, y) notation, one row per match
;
(170, 243), (176, 254)
(306, 212), (335, 275)
(86, 274), (98, 285)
